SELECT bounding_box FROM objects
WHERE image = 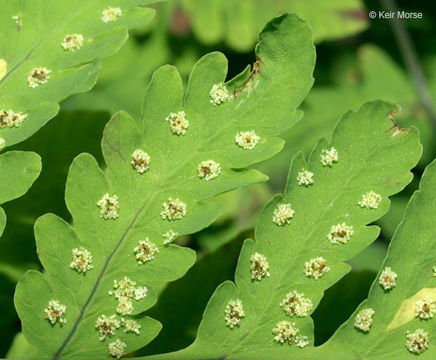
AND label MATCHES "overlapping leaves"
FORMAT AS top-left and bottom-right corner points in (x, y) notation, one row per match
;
(144, 100), (421, 359)
(316, 159), (436, 359)
(63, 0), (368, 118)
(14, 14), (315, 359)
(265, 45), (433, 179)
